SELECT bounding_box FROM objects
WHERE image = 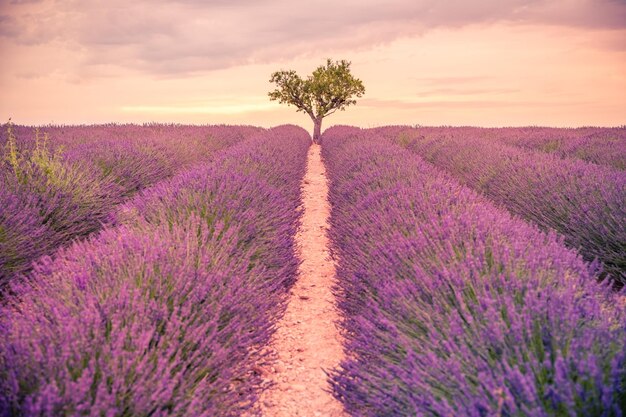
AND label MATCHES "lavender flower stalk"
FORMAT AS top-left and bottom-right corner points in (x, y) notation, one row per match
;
(323, 126), (626, 416)
(380, 126), (626, 285)
(0, 123), (261, 287)
(0, 125), (310, 416)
